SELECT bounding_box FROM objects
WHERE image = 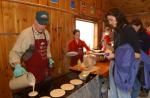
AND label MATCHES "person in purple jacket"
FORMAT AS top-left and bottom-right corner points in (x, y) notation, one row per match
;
(131, 18), (150, 97)
(104, 8), (142, 98)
